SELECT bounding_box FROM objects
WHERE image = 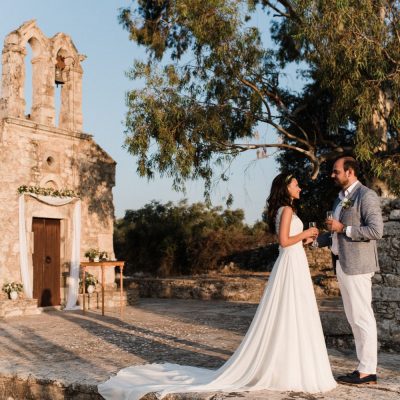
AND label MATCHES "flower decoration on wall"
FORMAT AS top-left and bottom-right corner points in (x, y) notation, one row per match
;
(17, 185), (78, 198)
